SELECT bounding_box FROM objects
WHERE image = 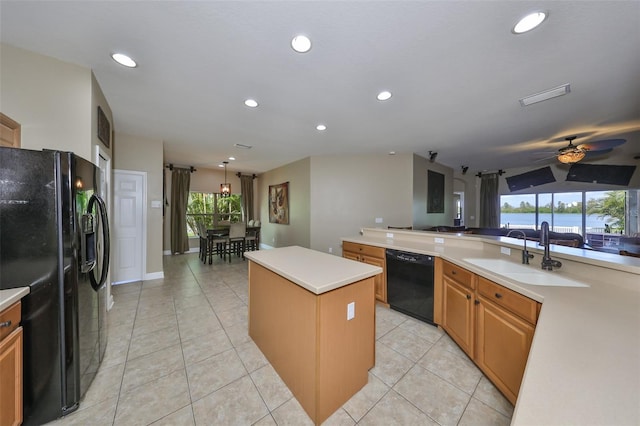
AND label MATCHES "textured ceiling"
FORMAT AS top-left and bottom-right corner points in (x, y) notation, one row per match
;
(1, 1), (639, 174)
